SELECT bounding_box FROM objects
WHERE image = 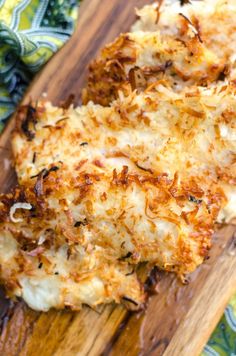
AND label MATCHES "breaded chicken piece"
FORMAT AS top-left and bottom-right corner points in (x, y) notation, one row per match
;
(0, 187), (145, 311)
(0, 0), (235, 315)
(3, 82), (234, 311)
(83, 30), (224, 106)
(84, 0), (236, 107)
(14, 85), (236, 206)
(132, 0), (236, 69)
